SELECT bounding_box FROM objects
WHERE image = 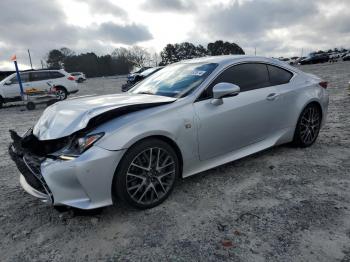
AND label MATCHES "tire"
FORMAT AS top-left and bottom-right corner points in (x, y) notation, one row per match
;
(55, 87), (68, 100)
(54, 205), (69, 212)
(0, 96), (3, 109)
(292, 103), (322, 147)
(26, 102), (35, 110)
(114, 138), (179, 209)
